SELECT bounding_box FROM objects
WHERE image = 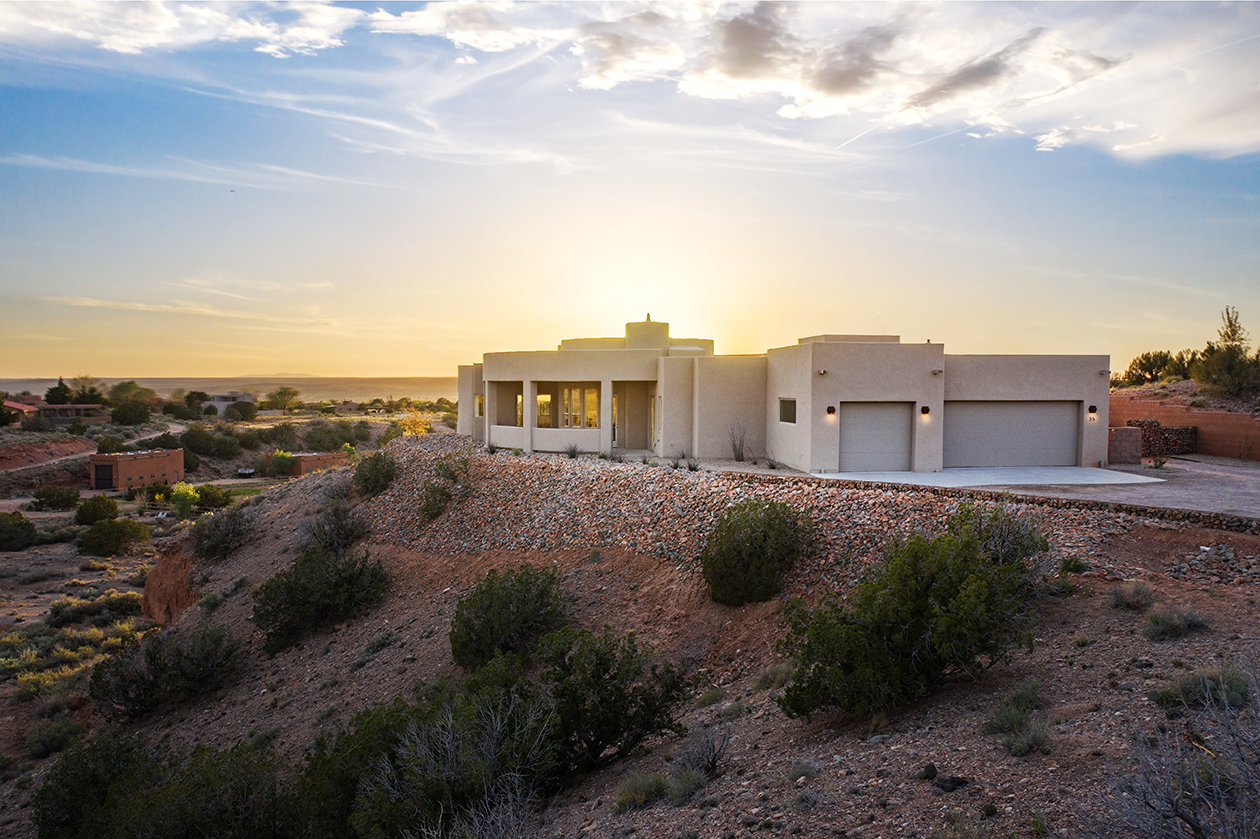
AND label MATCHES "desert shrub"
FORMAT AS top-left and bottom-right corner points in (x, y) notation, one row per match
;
(419, 480), (453, 520)
(75, 496), (118, 526)
(1142, 608), (1210, 641)
(190, 506), (255, 561)
(754, 661), (795, 690)
(252, 547), (388, 654)
(195, 484), (232, 509)
(80, 518), (149, 557)
(778, 504), (1043, 719)
(449, 565), (573, 669)
(211, 435), (242, 459)
(179, 425), (216, 456)
(1060, 555), (1088, 574)
(33, 486), (80, 510)
(110, 401), (150, 426)
(983, 678), (1050, 756)
(304, 420), (355, 452)
(1110, 582), (1155, 611)
(168, 482), (199, 518)
(538, 625), (691, 773)
(183, 448), (199, 472)
(353, 451), (396, 499)
(48, 590), (142, 627)
(90, 625), (242, 720)
(94, 435), (127, 454)
(302, 500), (367, 556)
(1149, 667), (1251, 713)
(353, 420), (371, 441)
(701, 499), (814, 607)
(27, 718), (88, 759)
(674, 723), (730, 778)
(31, 730), (162, 839)
(614, 772), (665, 813)
(146, 432), (181, 450)
(1091, 668), (1260, 839)
(440, 411), (458, 429)
(237, 430), (261, 449)
(224, 401), (258, 422)
(0, 511), (38, 551)
(268, 449), (295, 476)
(695, 686), (726, 708)
(434, 452), (470, 485)
(262, 422), (299, 450)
